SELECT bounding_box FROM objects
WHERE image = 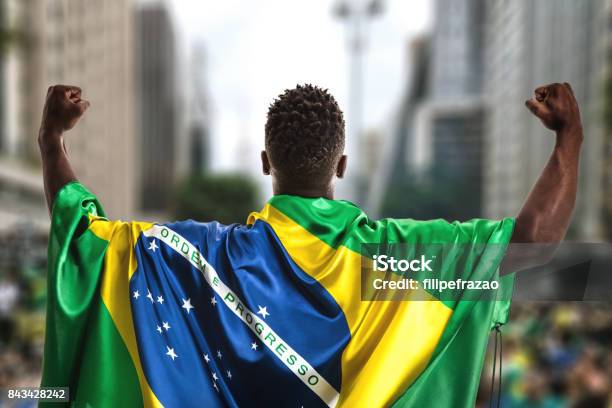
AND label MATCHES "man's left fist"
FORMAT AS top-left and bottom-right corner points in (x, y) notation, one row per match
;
(39, 85), (90, 136)
(525, 82), (581, 133)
